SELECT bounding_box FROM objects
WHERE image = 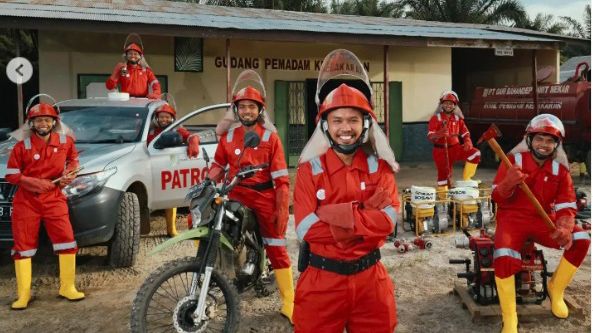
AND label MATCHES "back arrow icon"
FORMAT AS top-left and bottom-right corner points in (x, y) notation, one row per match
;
(16, 64), (24, 76)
